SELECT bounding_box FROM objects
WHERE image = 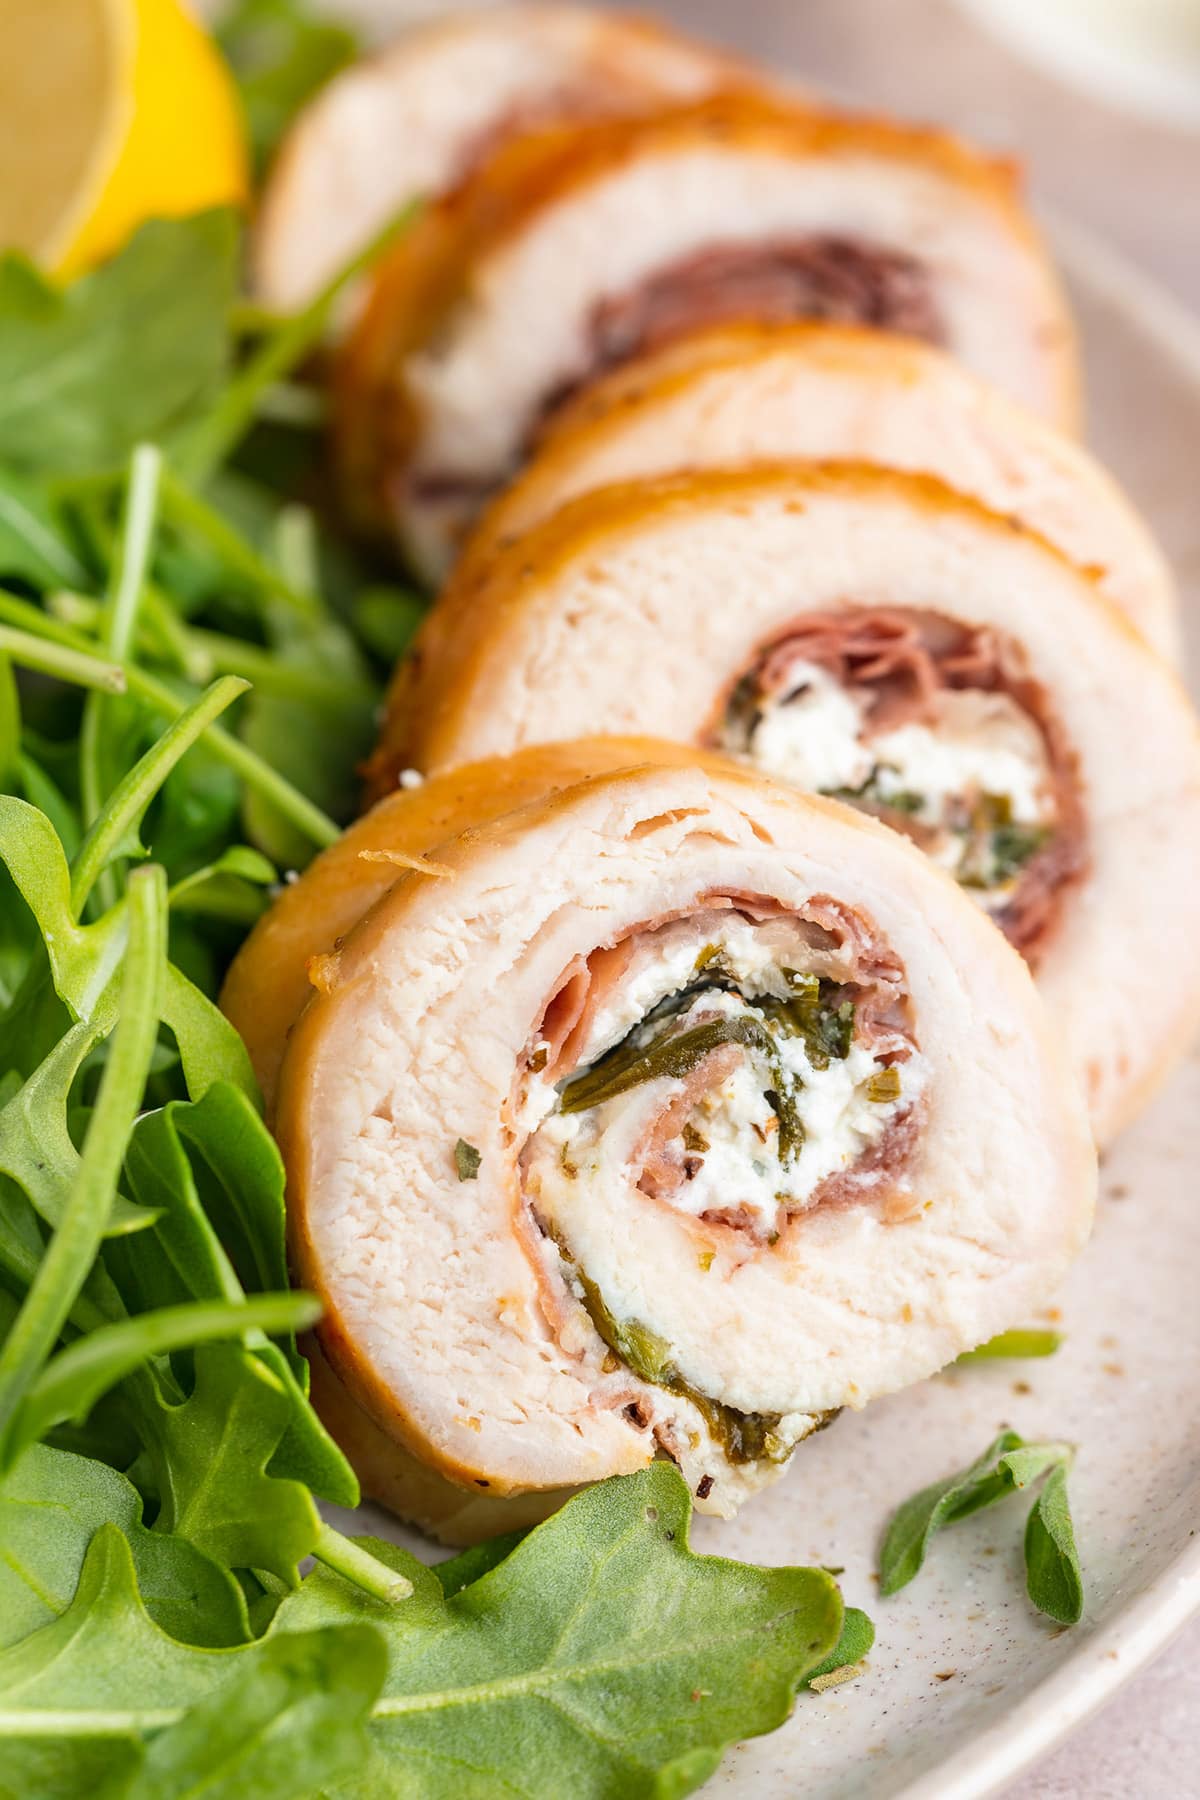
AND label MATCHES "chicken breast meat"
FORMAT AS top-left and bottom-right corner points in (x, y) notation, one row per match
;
(335, 91), (1078, 575)
(458, 320), (1175, 656)
(227, 747), (1093, 1542)
(374, 466), (1200, 1145)
(253, 4), (752, 314)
